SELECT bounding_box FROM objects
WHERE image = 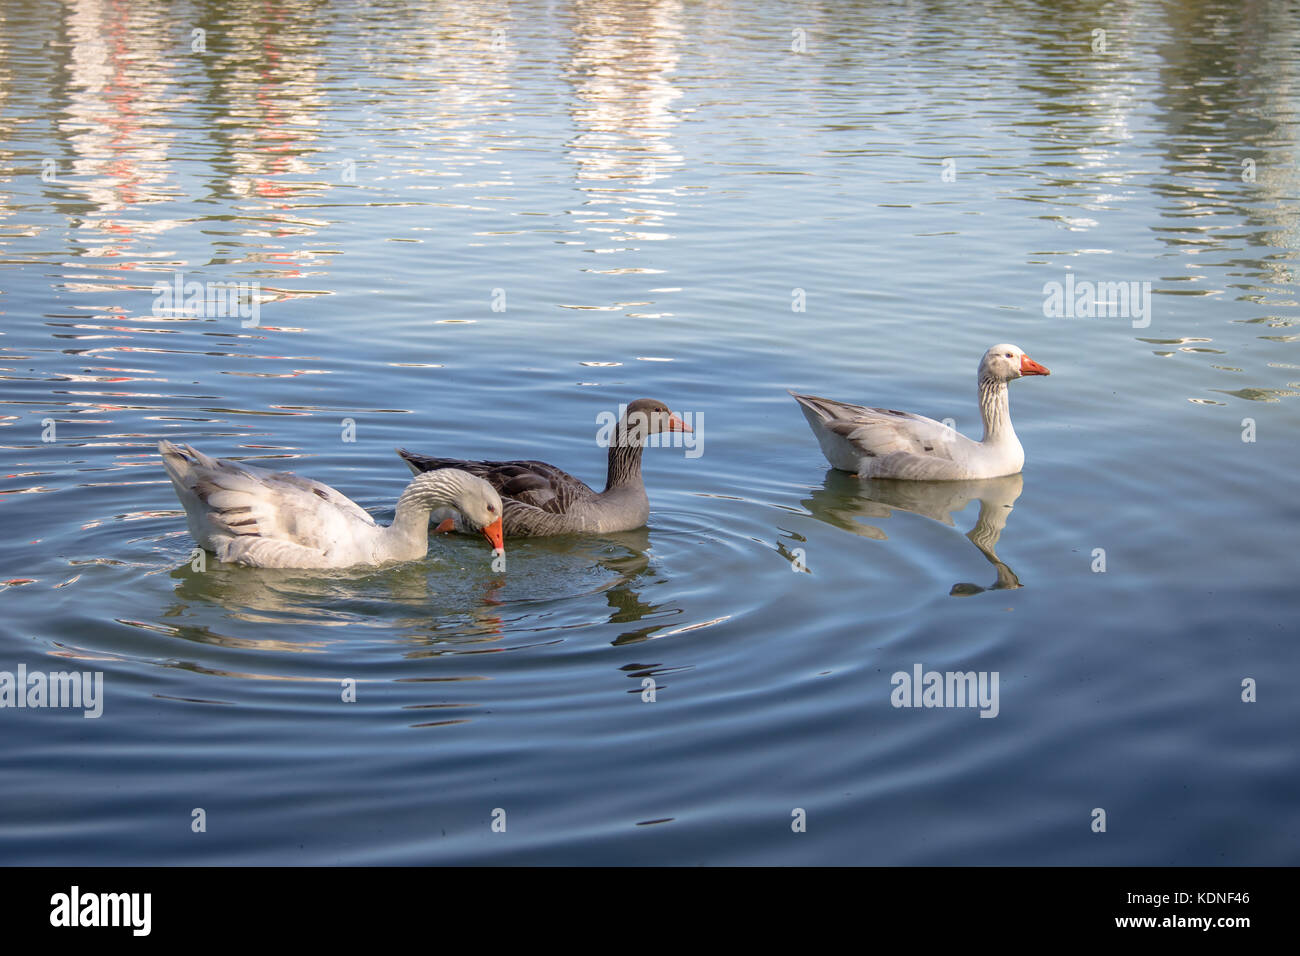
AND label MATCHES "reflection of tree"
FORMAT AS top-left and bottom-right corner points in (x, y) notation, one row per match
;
(47, 0), (330, 267)
(1150, 0), (1300, 265)
(198, 3), (327, 217)
(564, 0), (684, 274)
(0, 21), (11, 239)
(1006, 1), (1299, 264)
(566, 0), (683, 183)
(802, 469), (1025, 596)
(57, 0), (183, 248)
